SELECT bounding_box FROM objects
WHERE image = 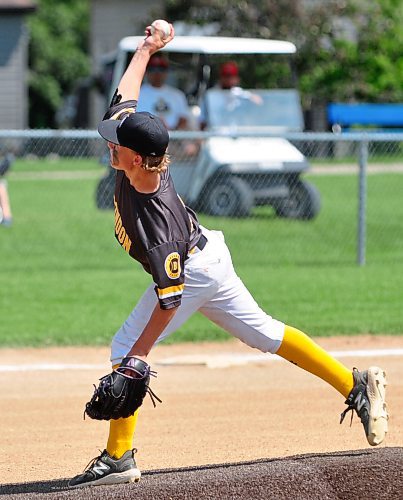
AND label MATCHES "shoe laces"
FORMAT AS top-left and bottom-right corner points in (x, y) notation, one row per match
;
(83, 450), (106, 472)
(82, 448), (138, 472)
(339, 367), (365, 427)
(340, 406), (355, 426)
